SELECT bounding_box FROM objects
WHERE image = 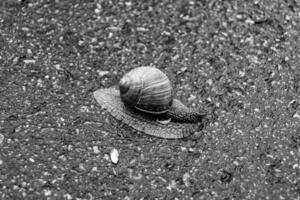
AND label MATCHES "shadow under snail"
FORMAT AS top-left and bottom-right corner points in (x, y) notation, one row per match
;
(94, 66), (209, 139)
